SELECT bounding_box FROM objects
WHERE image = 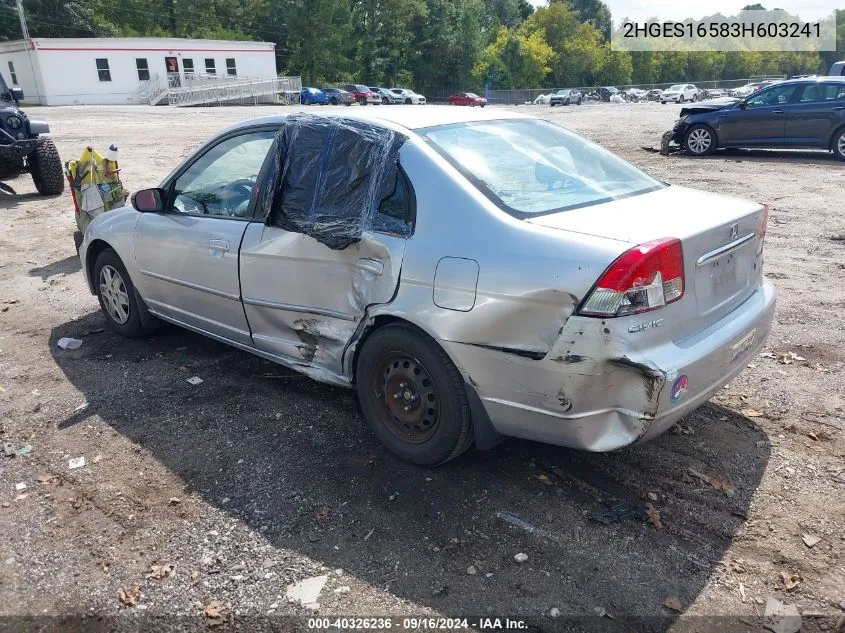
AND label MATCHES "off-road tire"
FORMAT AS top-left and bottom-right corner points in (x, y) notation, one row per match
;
(356, 324), (474, 466)
(832, 126), (845, 161)
(29, 137), (64, 195)
(94, 249), (155, 338)
(0, 155), (24, 179)
(684, 123), (717, 157)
